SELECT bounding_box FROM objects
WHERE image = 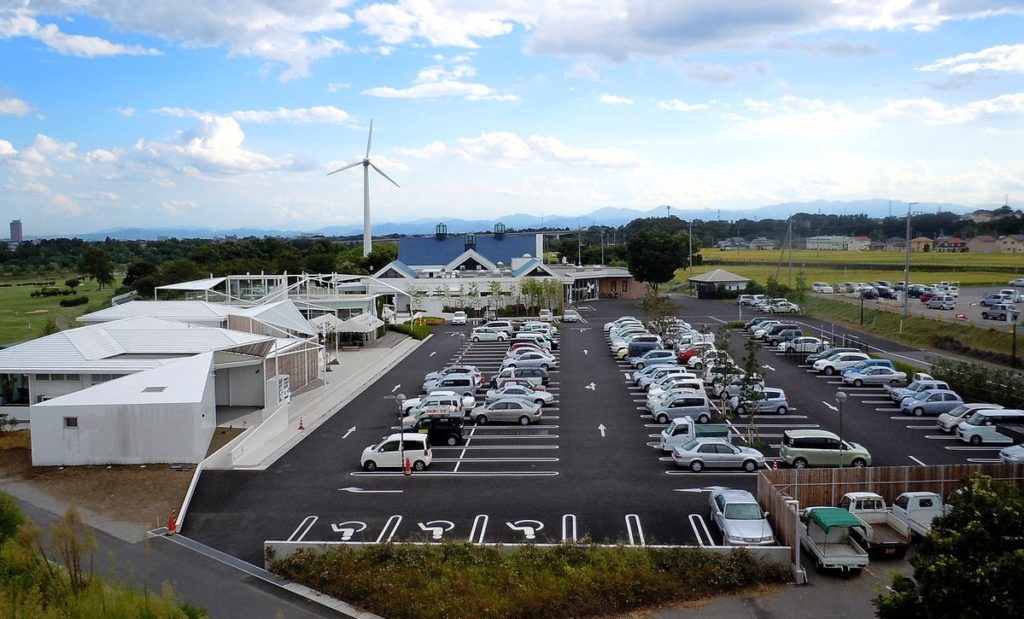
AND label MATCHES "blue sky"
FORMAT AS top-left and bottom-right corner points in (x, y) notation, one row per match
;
(2, 1), (1024, 236)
